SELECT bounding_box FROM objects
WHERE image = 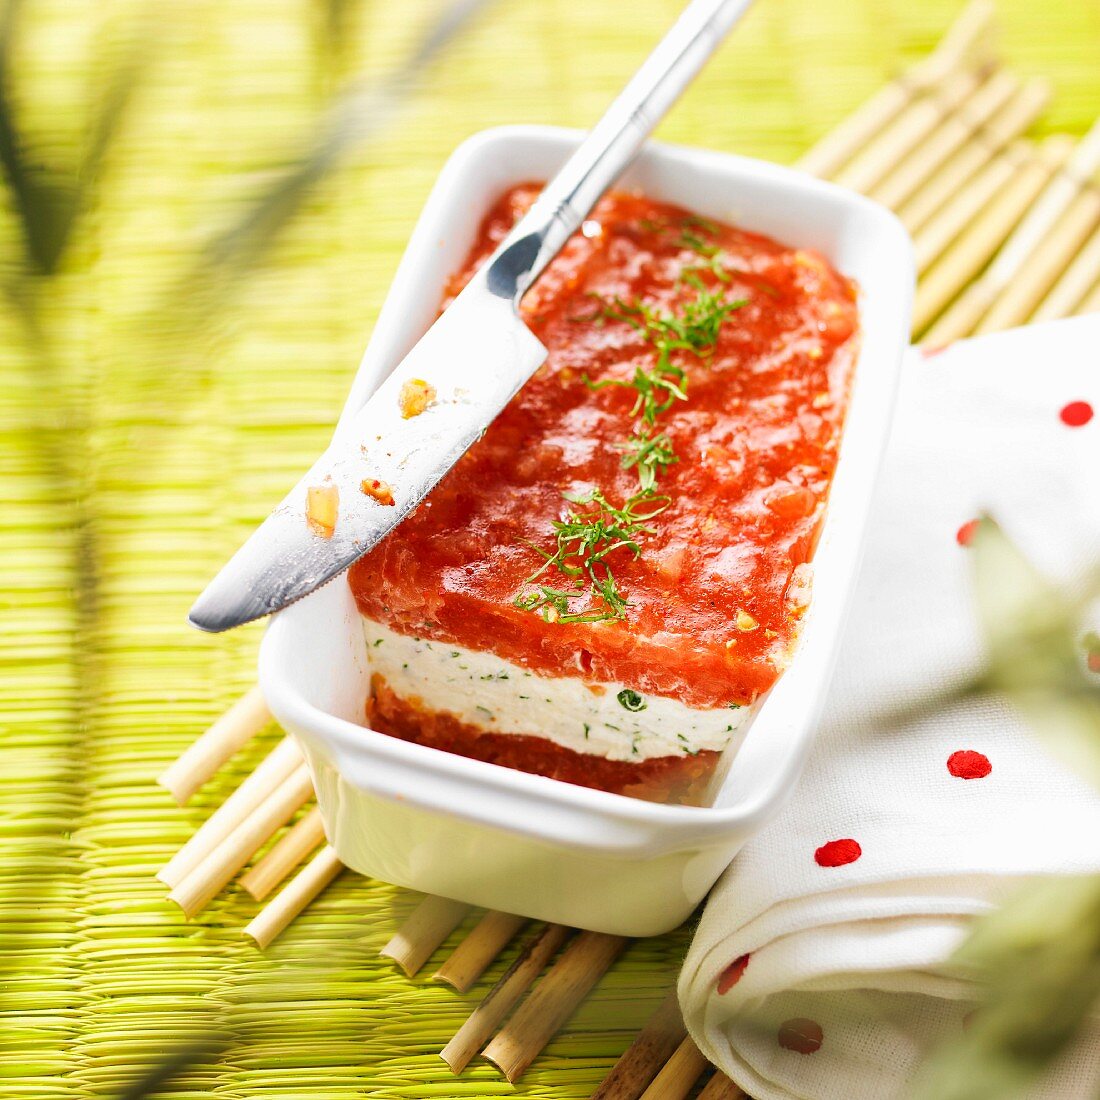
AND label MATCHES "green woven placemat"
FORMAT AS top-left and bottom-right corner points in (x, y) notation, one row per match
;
(1, 0), (1097, 1097)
